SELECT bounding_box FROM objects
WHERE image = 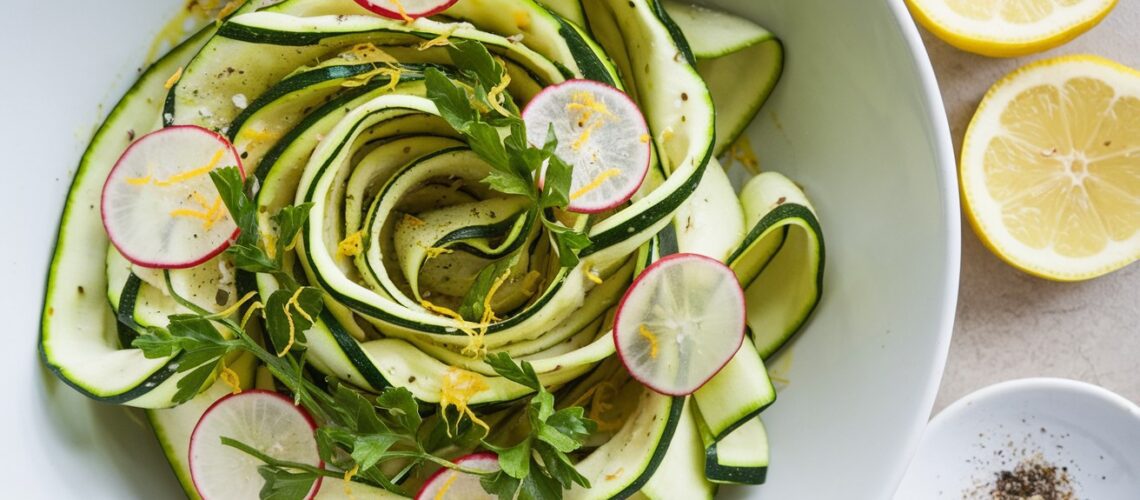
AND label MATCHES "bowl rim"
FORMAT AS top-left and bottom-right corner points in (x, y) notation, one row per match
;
(931, 377), (1140, 430)
(880, 0), (961, 496)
